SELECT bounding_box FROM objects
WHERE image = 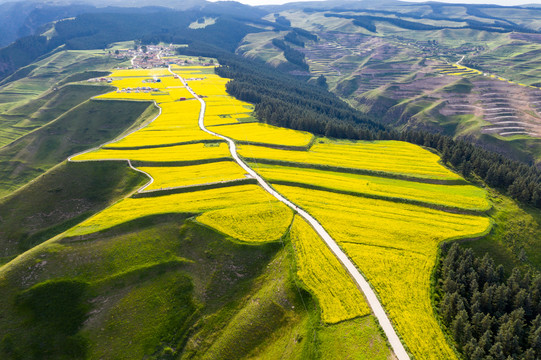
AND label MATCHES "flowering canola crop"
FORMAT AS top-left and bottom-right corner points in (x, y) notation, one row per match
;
(66, 185), (288, 237)
(73, 142), (231, 163)
(212, 122), (313, 147)
(197, 203), (293, 243)
(140, 162), (248, 190)
(253, 163), (490, 211)
(274, 185), (491, 359)
(290, 216), (370, 323)
(240, 139), (462, 181)
(67, 64), (494, 360)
